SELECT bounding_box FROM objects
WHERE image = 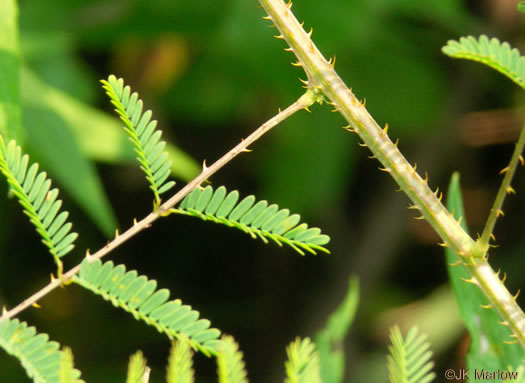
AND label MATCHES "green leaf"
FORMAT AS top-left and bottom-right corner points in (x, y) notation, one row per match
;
(0, 317), (84, 383)
(386, 326), (435, 383)
(0, 136), (77, 272)
(59, 348), (84, 383)
(126, 351), (149, 383)
(21, 68), (199, 181)
(166, 339), (194, 383)
(101, 75), (176, 204)
(21, 68), (117, 236)
(73, 258), (221, 356)
(446, 173), (525, 378)
(217, 336), (249, 383)
(173, 185), (330, 255)
(442, 35), (525, 90)
(284, 338), (321, 383)
(518, 2), (525, 13)
(0, 0), (23, 143)
(315, 276), (359, 383)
